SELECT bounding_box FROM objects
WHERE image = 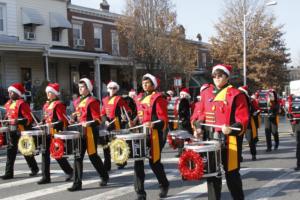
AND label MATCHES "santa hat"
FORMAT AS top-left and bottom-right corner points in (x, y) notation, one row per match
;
(143, 73), (158, 89)
(79, 78), (93, 93)
(128, 89), (136, 96)
(238, 85), (249, 96)
(107, 81), (120, 91)
(45, 83), (60, 96)
(8, 83), (25, 97)
(212, 64), (232, 76)
(166, 90), (174, 96)
(180, 88), (191, 98)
